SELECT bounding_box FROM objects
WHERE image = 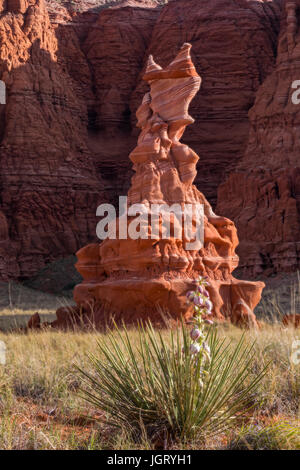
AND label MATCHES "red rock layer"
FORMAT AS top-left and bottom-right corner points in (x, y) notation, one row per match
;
(217, 1), (300, 278)
(81, 2), (162, 206)
(0, 0), (107, 279)
(72, 0), (282, 215)
(130, 0), (282, 205)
